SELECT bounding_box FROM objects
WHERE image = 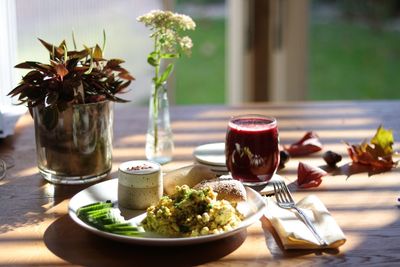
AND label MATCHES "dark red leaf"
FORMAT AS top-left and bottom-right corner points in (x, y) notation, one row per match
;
(38, 38), (55, 52)
(106, 59), (125, 69)
(73, 66), (90, 73)
(8, 83), (31, 97)
(38, 38), (64, 59)
(15, 62), (52, 72)
(116, 81), (131, 92)
(297, 162), (327, 189)
(285, 131), (323, 157)
(118, 71), (135, 80)
(67, 49), (89, 59)
(15, 61), (40, 69)
(10, 36), (133, 105)
(22, 70), (45, 82)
